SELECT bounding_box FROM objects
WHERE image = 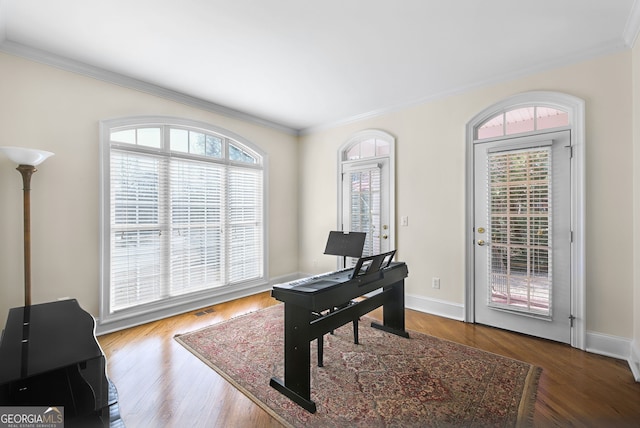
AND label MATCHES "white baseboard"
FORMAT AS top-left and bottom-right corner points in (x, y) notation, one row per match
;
(405, 293), (465, 321)
(585, 331), (640, 381)
(585, 330), (631, 361)
(628, 340), (640, 381)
